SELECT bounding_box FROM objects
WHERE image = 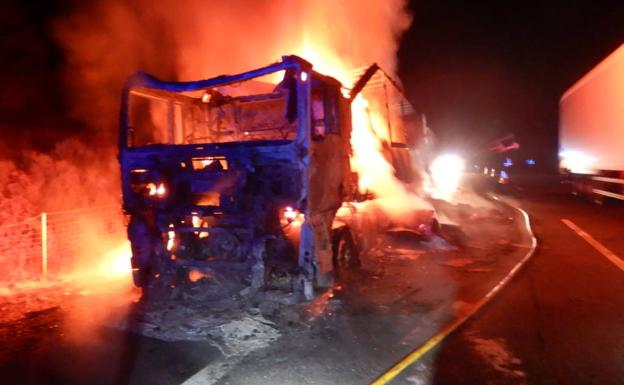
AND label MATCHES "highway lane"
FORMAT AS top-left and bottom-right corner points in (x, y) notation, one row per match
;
(0, 185), (531, 385)
(0, 281), (222, 385)
(394, 177), (624, 384)
(4, 177), (622, 385)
